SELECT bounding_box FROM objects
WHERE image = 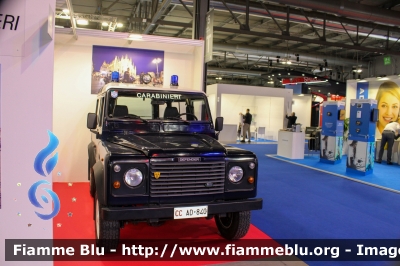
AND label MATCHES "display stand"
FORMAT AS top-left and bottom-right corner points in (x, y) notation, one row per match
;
(346, 99), (378, 175)
(277, 130), (305, 159)
(320, 101), (345, 164)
